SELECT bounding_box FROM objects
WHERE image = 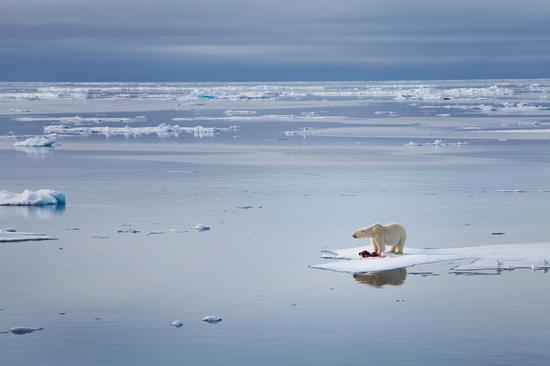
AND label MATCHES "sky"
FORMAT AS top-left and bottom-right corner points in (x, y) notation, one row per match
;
(1, 0), (549, 81)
